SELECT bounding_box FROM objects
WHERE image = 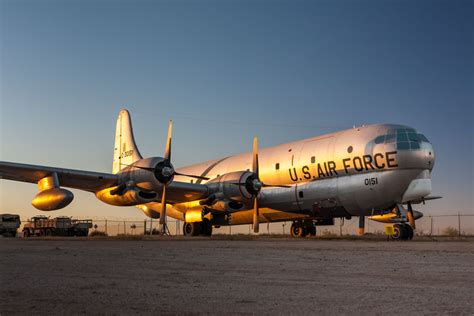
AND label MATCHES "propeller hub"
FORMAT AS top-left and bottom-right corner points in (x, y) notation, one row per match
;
(161, 166), (174, 177)
(154, 161), (175, 184)
(252, 179), (263, 192)
(244, 174), (262, 196)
